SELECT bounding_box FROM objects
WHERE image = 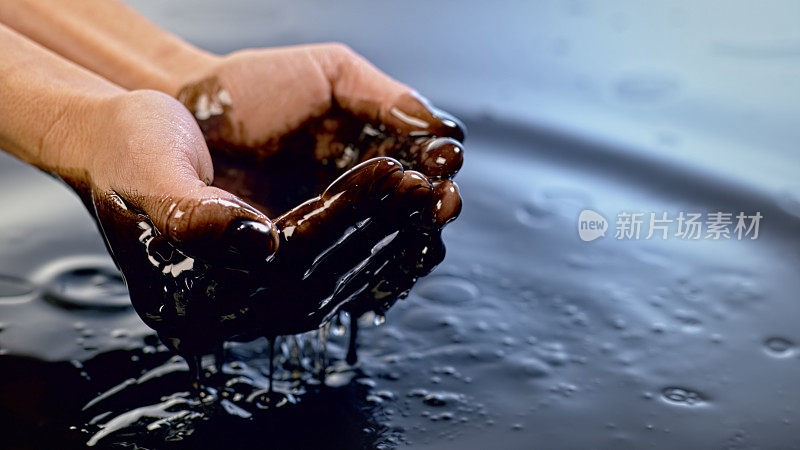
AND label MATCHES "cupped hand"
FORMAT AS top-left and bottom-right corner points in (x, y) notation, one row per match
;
(81, 44), (466, 356)
(174, 43), (464, 158)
